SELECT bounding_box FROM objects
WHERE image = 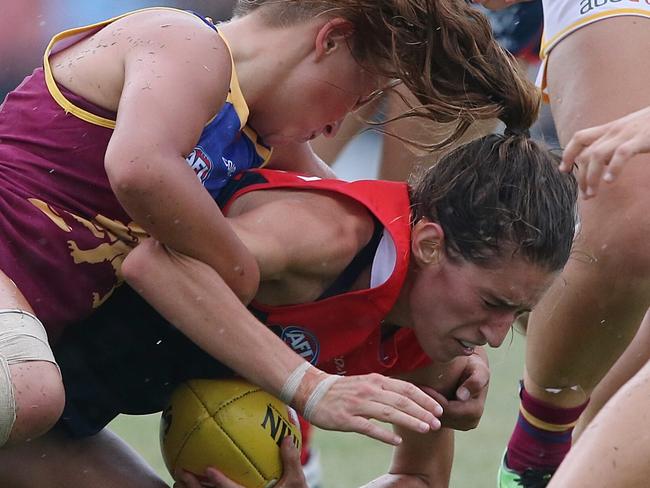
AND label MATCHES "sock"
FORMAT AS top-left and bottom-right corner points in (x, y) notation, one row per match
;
(505, 383), (589, 473)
